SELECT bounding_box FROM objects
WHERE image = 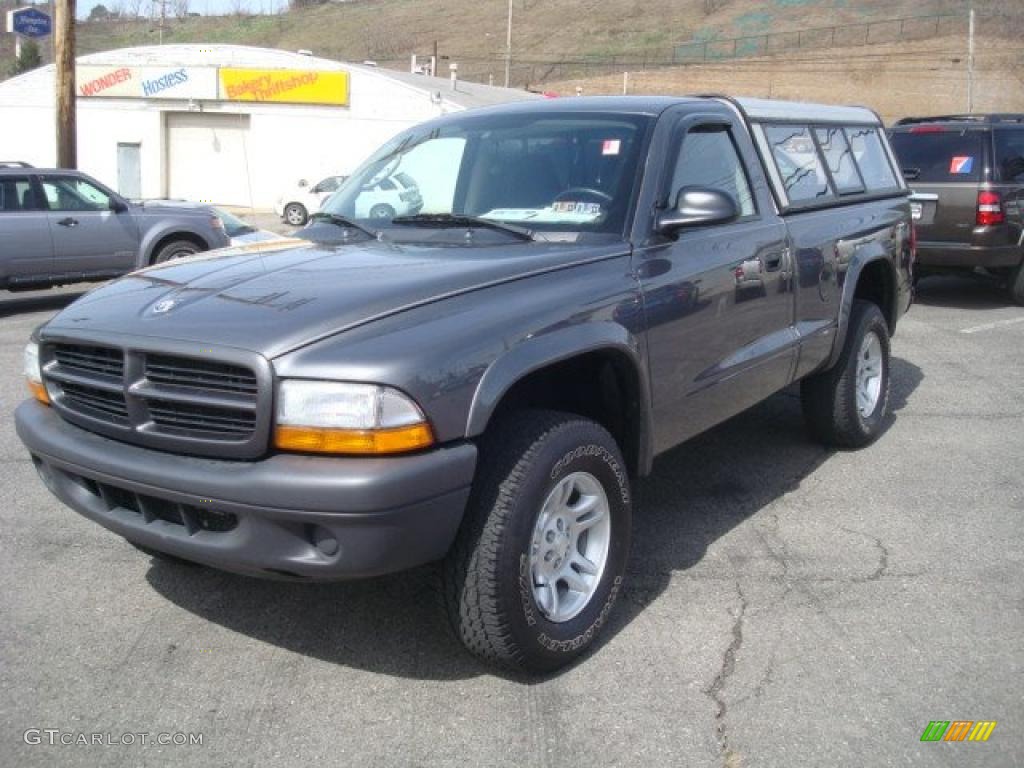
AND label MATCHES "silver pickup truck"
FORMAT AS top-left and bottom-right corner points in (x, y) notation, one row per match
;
(0, 167), (230, 291)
